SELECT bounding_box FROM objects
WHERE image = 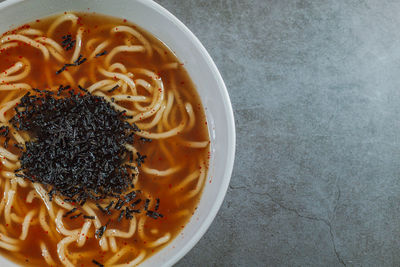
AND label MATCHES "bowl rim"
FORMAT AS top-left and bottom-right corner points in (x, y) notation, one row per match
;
(0, 0), (236, 266)
(143, 3), (236, 266)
